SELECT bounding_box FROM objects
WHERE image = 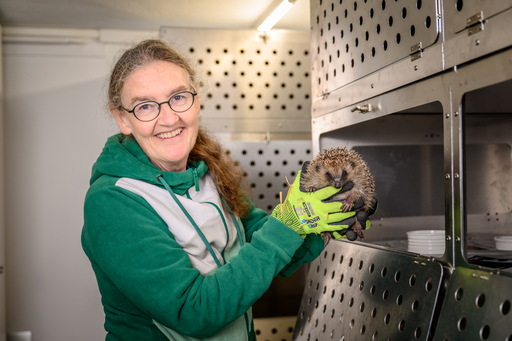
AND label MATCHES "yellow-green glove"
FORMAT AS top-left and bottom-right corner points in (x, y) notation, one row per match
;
(272, 169), (358, 239)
